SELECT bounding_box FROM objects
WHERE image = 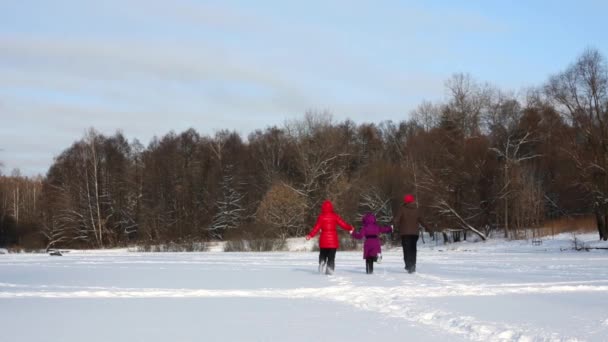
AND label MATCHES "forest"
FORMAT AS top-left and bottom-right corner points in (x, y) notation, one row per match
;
(1, 48), (607, 250)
